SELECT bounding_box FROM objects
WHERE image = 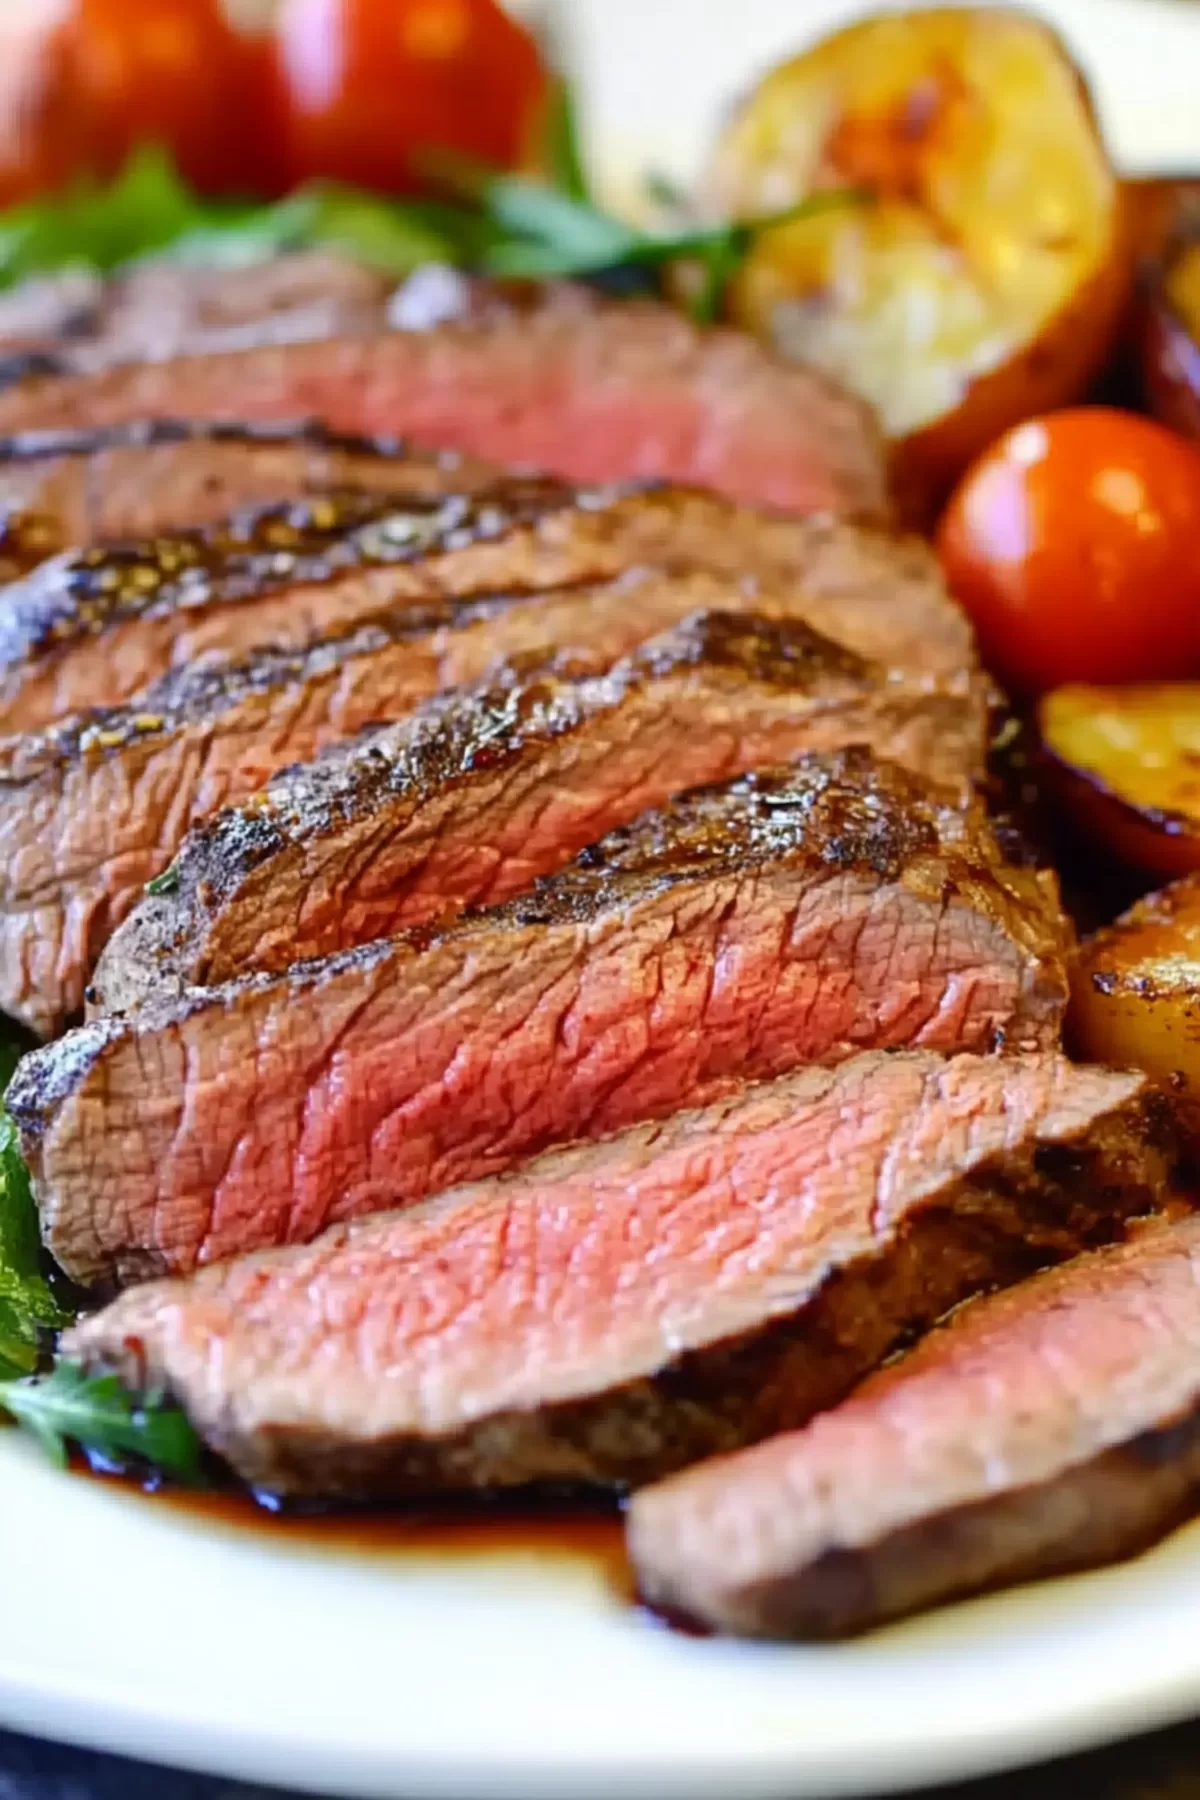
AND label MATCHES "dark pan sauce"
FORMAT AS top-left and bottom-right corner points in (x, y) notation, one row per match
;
(75, 1453), (633, 1598)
